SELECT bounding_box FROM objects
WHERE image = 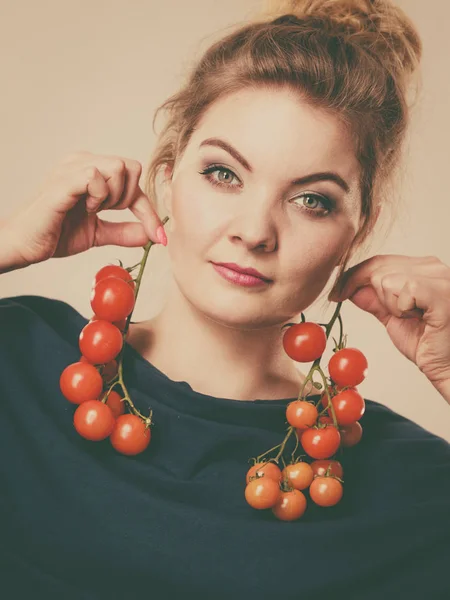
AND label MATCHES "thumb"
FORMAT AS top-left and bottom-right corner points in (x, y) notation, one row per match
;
(94, 218), (152, 248)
